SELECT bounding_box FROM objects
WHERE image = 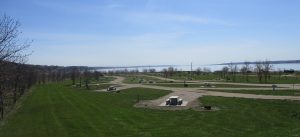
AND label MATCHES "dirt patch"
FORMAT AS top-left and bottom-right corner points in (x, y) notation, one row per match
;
(134, 99), (201, 111)
(134, 97), (219, 111)
(133, 90), (204, 111)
